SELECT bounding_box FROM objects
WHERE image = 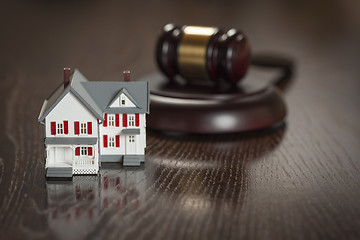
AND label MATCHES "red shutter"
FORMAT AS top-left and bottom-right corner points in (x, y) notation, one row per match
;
(123, 114), (127, 127)
(103, 135), (108, 148)
(88, 147), (93, 156)
(87, 122), (92, 134)
(64, 121), (69, 134)
(115, 114), (119, 127)
(135, 114), (139, 127)
(74, 121), (80, 135)
(75, 147), (80, 156)
(103, 114), (107, 127)
(116, 135), (120, 147)
(51, 122), (56, 135)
